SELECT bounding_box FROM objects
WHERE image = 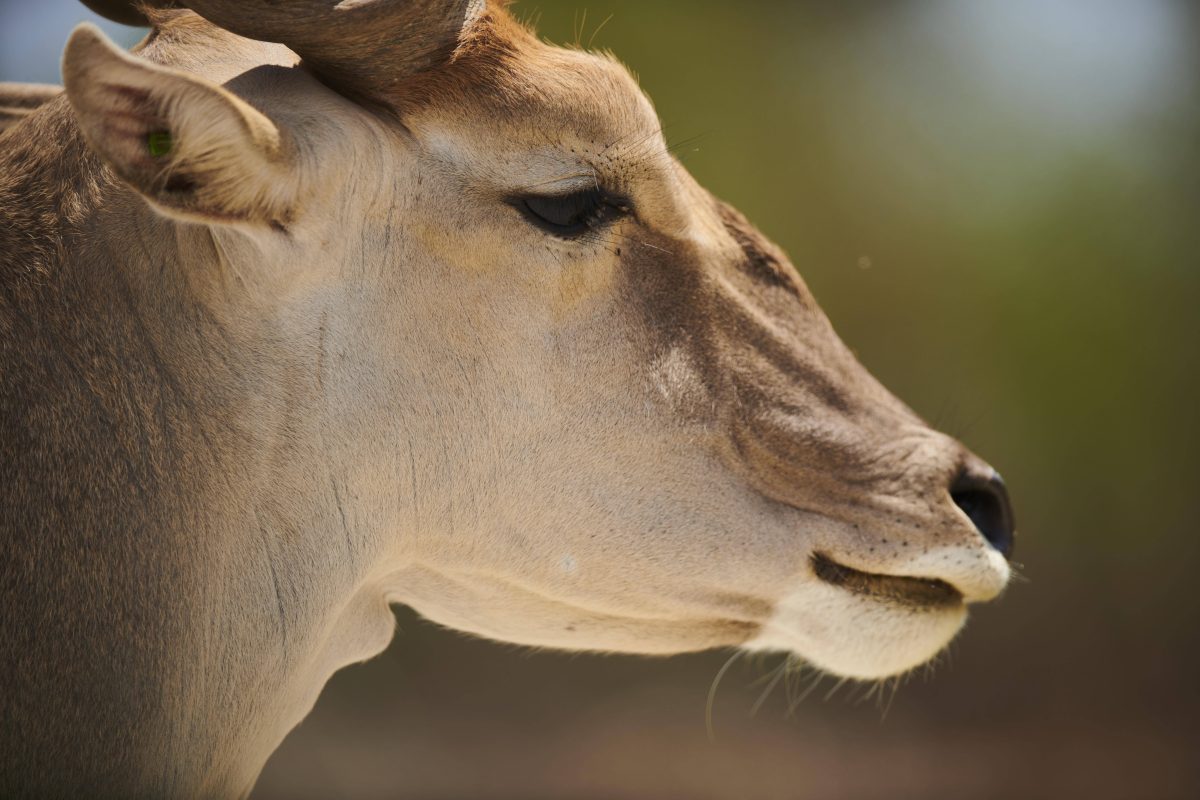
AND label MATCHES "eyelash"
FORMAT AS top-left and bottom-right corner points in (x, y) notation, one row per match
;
(512, 187), (630, 238)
